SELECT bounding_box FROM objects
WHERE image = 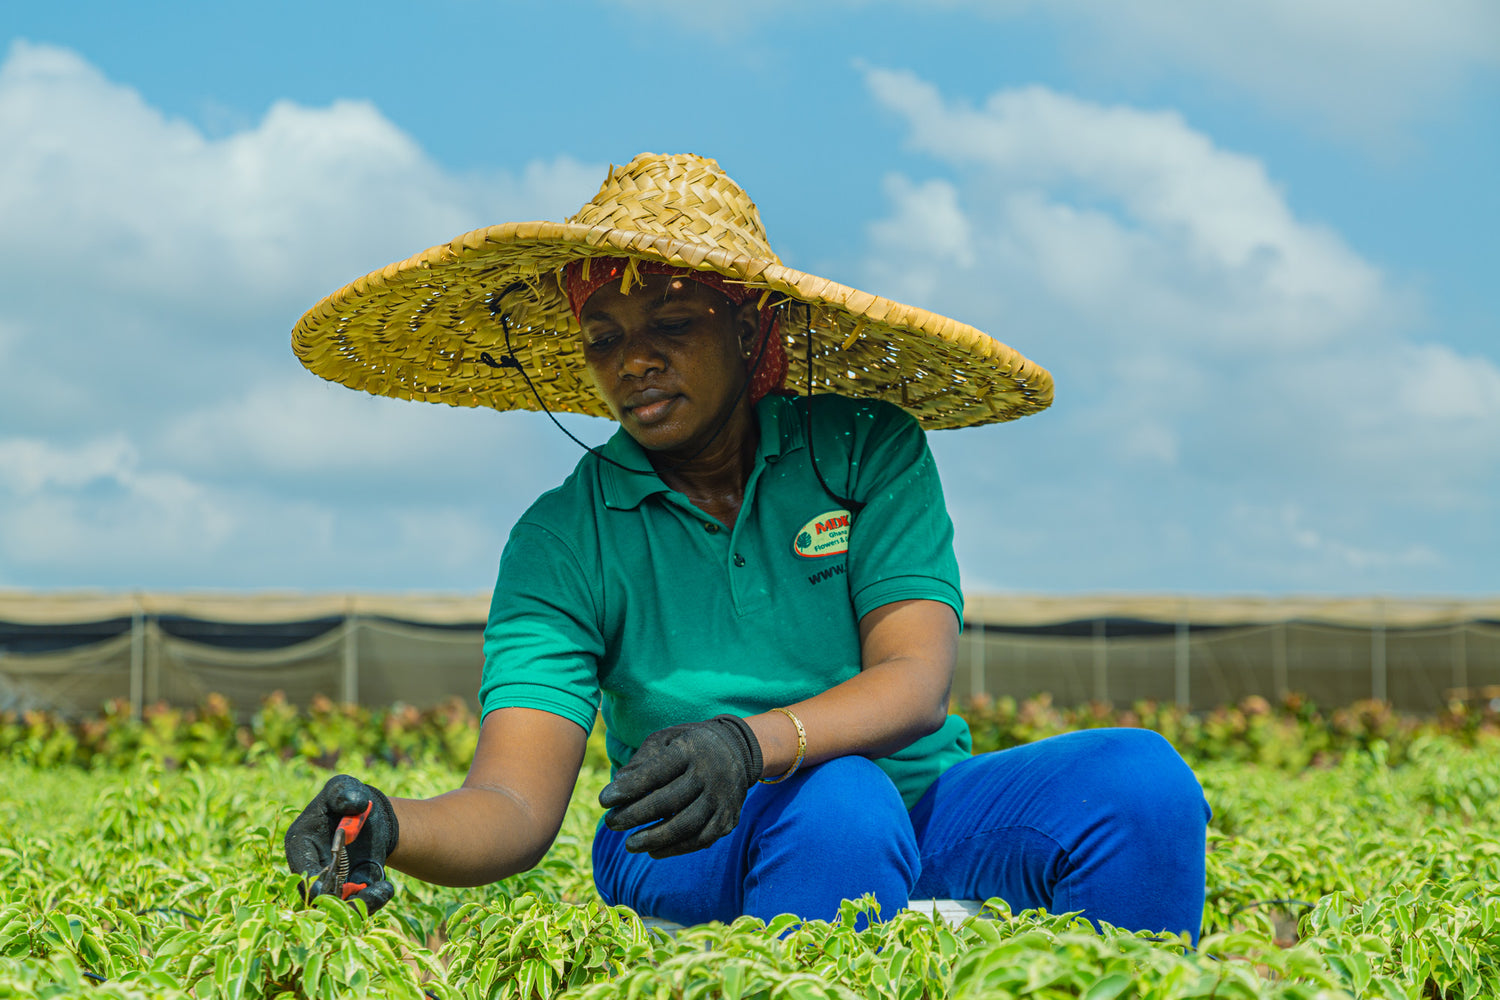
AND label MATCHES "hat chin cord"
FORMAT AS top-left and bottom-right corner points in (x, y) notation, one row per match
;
(797, 302), (866, 518)
(480, 285), (861, 519)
